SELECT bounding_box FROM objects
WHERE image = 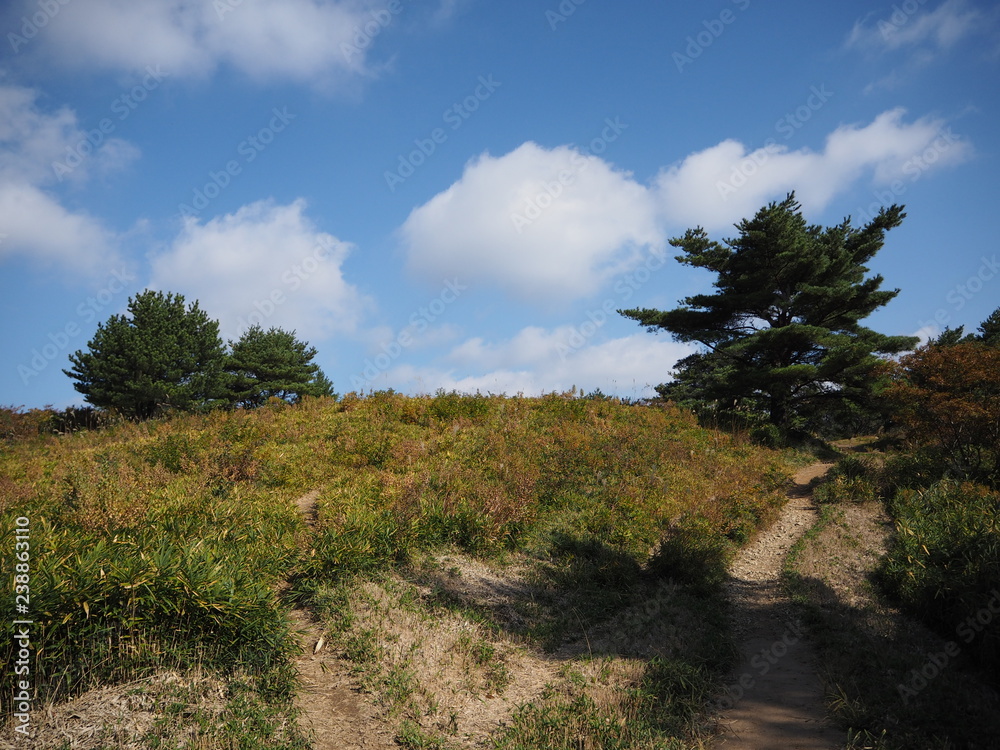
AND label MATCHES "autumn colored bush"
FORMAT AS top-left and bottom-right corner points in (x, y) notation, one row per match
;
(0, 406), (47, 442)
(881, 342), (1000, 486)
